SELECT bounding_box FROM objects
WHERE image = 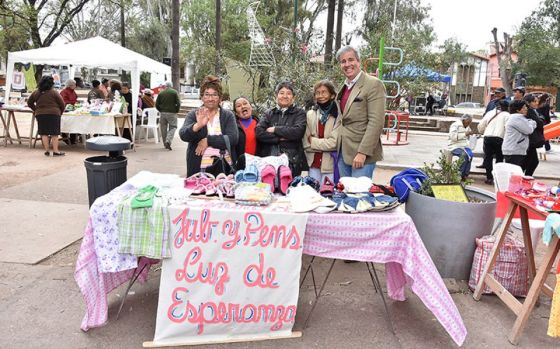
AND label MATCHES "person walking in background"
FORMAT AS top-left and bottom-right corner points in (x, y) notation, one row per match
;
(27, 76), (66, 157)
(502, 100), (536, 166)
(303, 79), (340, 183)
(512, 86), (525, 101)
(179, 76), (238, 176)
(426, 93), (435, 116)
(335, 45), (386, 179)
(477, 99), (510, 185)
(485, 87), (507, 113)
(523, 94), (545, 176)
(232, 96), (259, 168)
(156, 81), (181, 150)
(537, 93), (553, 152)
